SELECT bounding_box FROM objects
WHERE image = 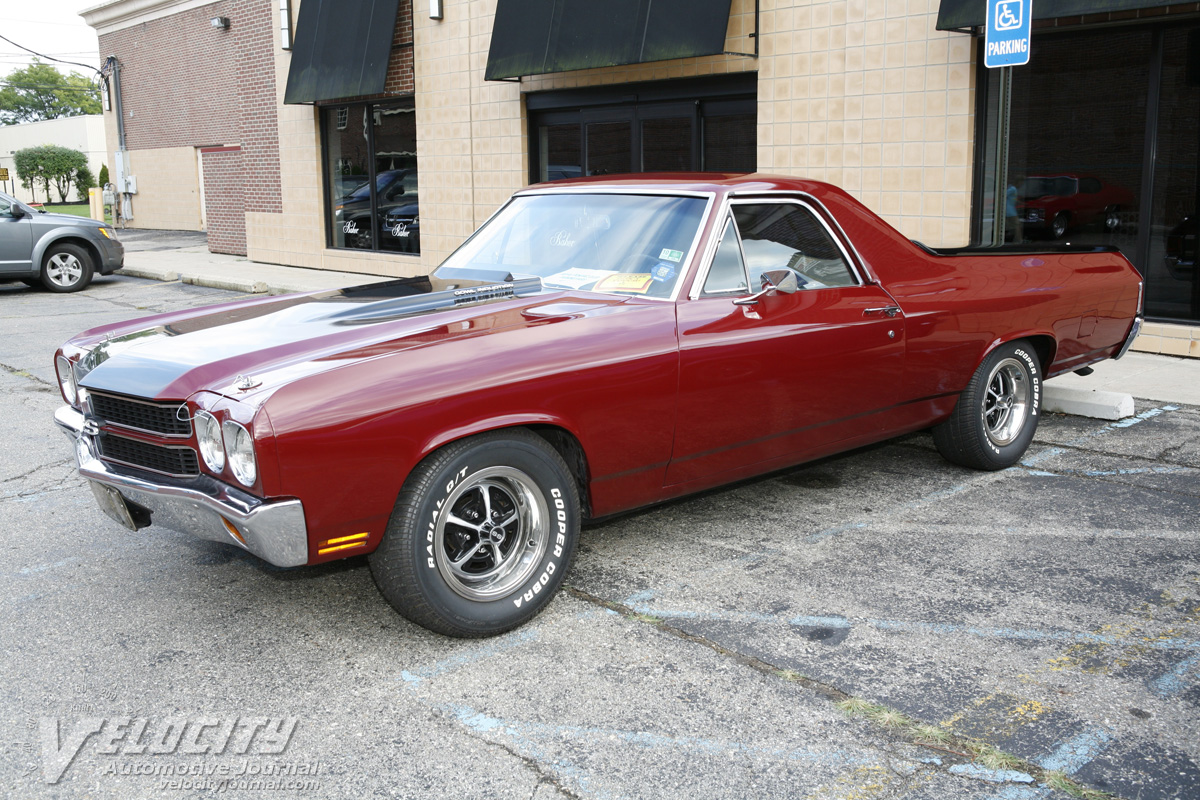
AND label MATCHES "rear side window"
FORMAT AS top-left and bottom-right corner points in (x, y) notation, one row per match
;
(730, 203), (857, 289)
